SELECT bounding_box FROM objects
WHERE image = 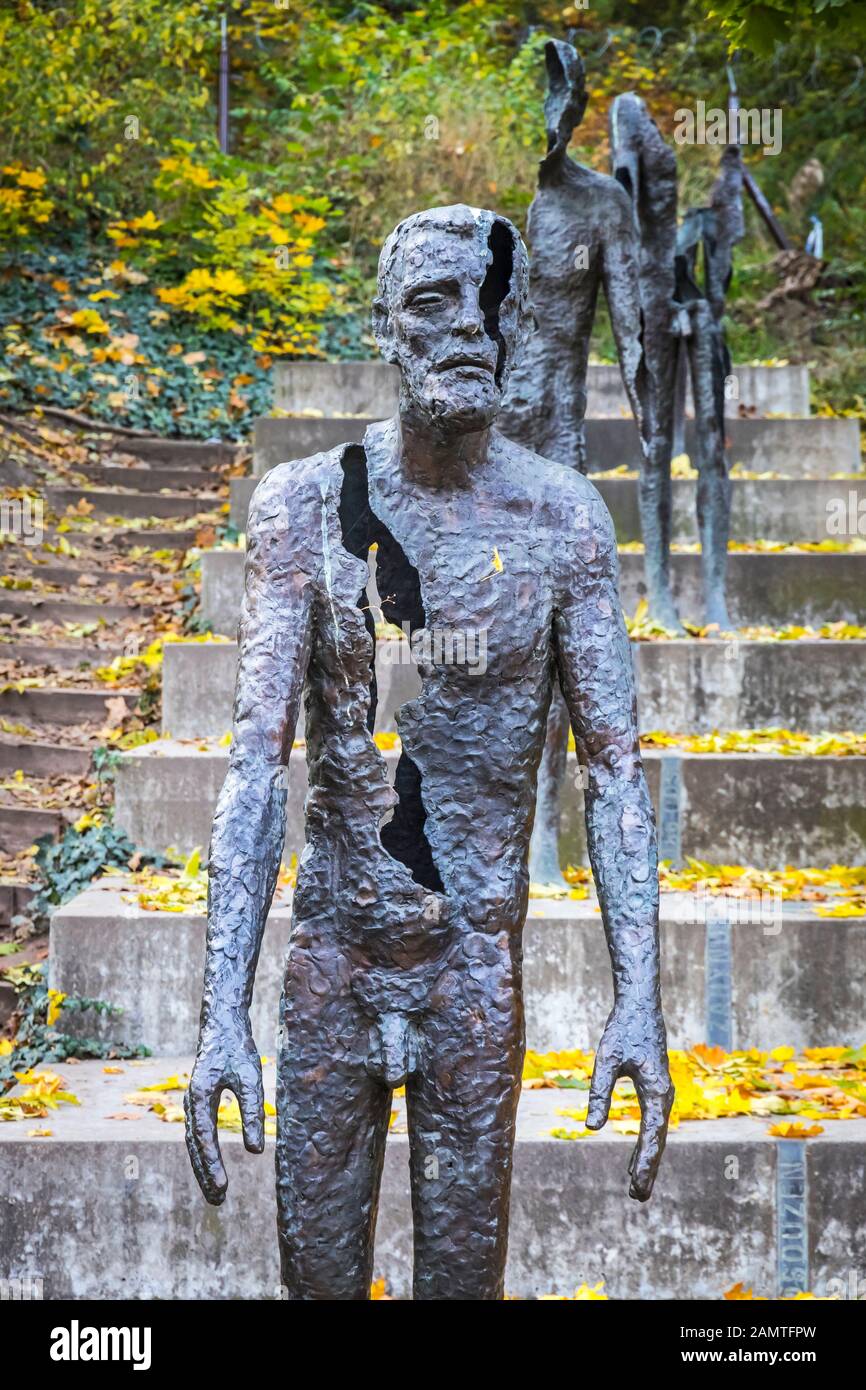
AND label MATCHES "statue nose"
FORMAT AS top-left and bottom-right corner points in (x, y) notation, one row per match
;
(451, 316), (482, 336)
